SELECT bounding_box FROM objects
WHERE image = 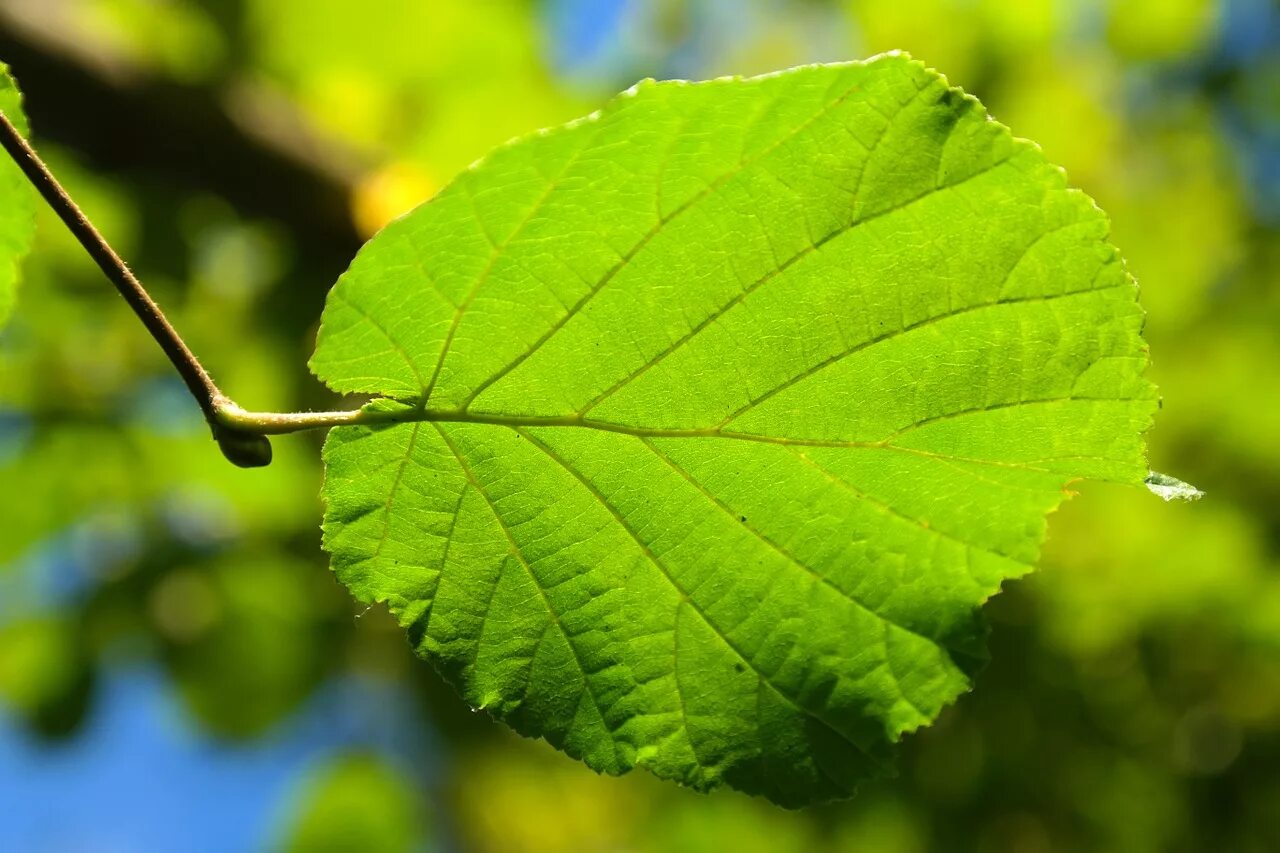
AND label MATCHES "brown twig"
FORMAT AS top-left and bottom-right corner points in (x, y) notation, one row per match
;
(0, 105), (274, 466)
